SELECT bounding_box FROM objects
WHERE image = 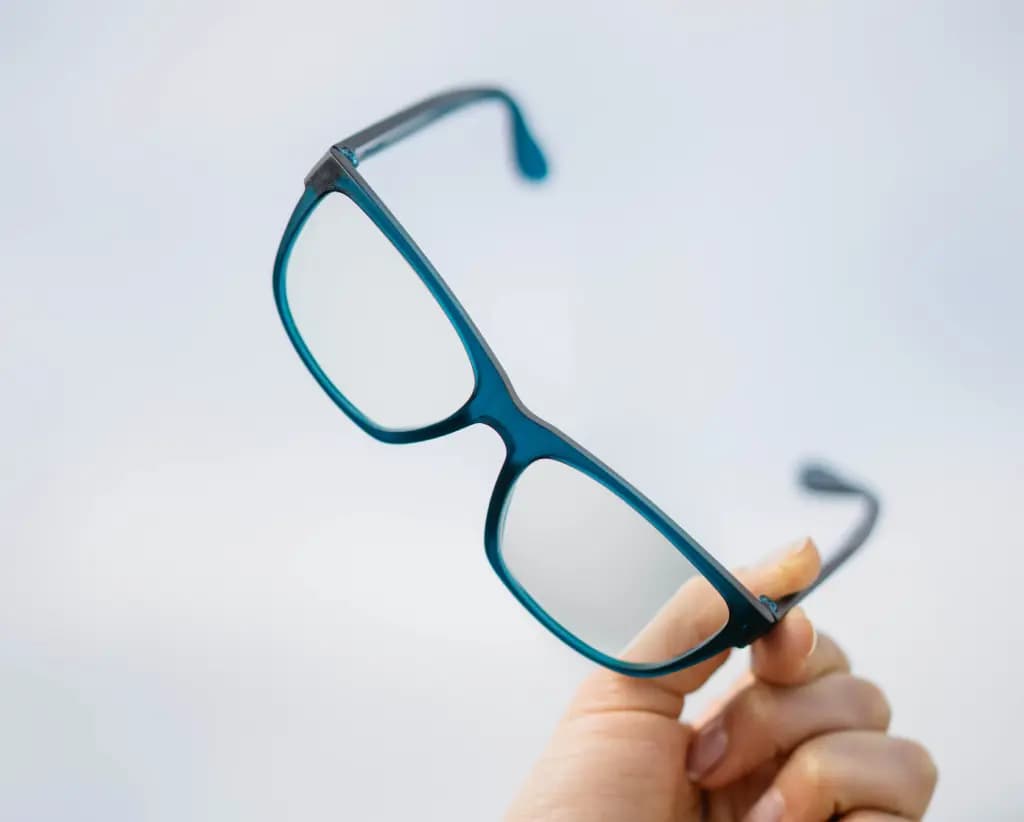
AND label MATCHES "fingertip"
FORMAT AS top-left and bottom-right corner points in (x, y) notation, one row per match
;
(790, 537), (821, 574)
(685, 715), (729, 781)
(764, 537), (811, 567)
(782, 538), (821, 593)
(744, 538), (821, 602)
(745, 786), (785, 822)
(788, 607), (817, 659)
